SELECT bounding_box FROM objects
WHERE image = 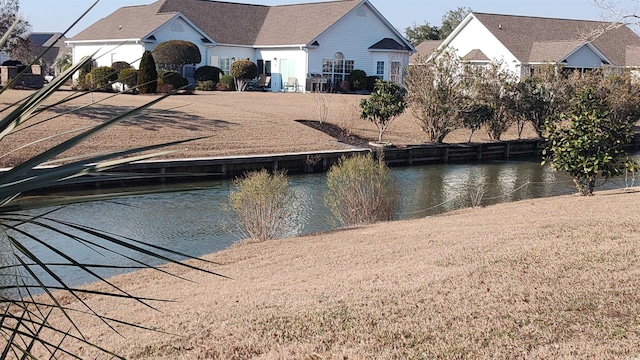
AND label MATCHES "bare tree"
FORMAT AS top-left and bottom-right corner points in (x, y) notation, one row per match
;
(404, 49), (467, 143)
(0, 0), (30, 57)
